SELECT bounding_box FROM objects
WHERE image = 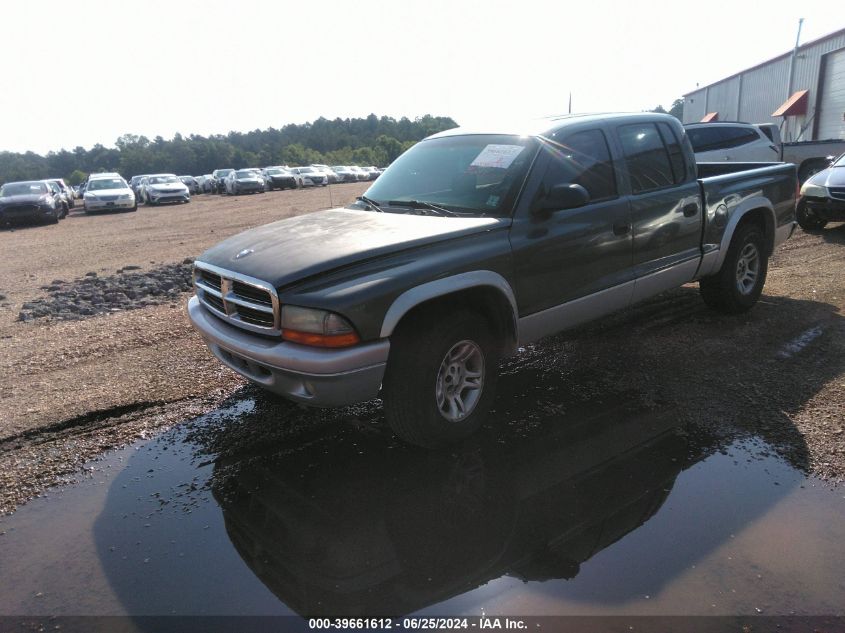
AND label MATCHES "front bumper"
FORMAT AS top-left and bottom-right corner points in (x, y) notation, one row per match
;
(150, 192), (190, 204)
(0, 204), (55, 222)
(188, 296), (388, 407)
(85, 198), (136, 211)
(799, 195), (845, 221)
